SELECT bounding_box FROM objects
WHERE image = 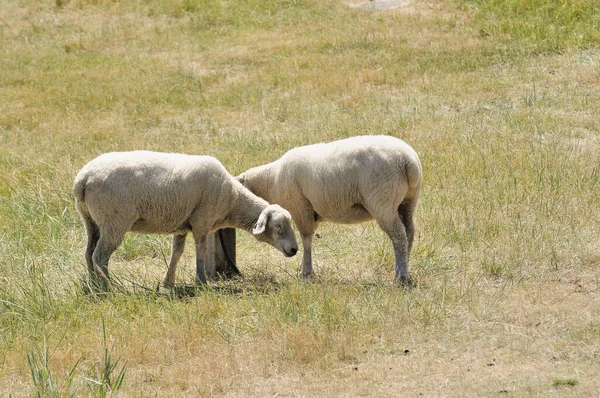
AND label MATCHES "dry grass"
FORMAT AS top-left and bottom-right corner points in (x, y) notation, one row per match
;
(1, 0), (599, 396)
